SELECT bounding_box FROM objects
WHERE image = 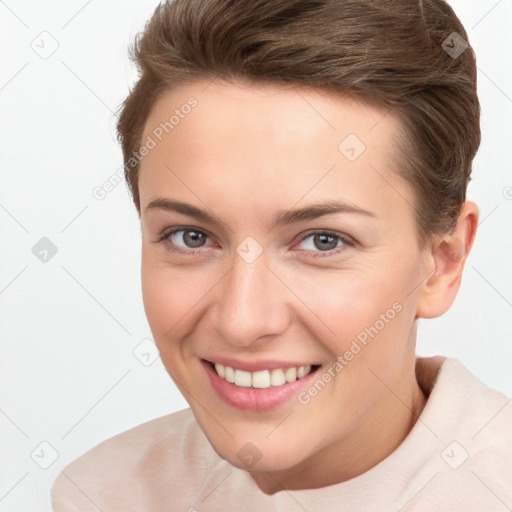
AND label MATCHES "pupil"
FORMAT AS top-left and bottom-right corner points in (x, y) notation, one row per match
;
(315, 234), (337, 251)
(184, 231), (204, 248)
